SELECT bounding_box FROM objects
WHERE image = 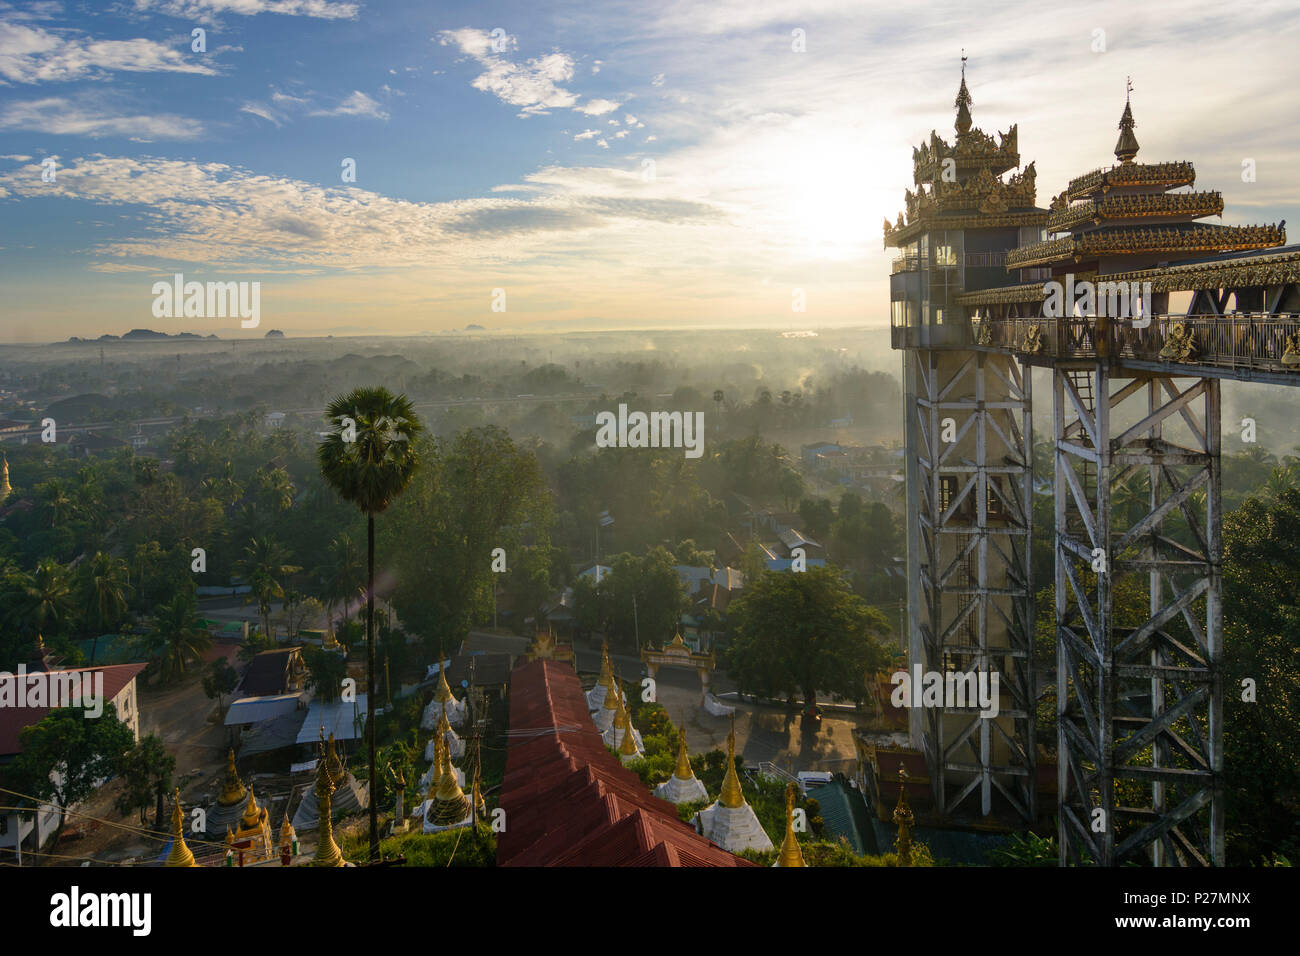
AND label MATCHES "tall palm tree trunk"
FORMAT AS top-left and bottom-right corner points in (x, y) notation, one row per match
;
(367, 512), (378, 861)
